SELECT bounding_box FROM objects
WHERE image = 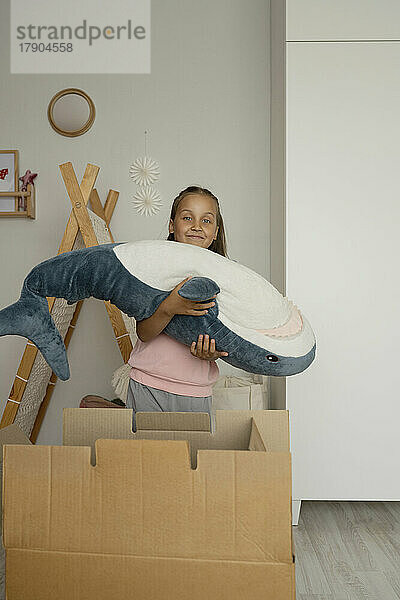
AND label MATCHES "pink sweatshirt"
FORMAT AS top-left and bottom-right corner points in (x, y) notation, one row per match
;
(128, 333), (219, 397)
